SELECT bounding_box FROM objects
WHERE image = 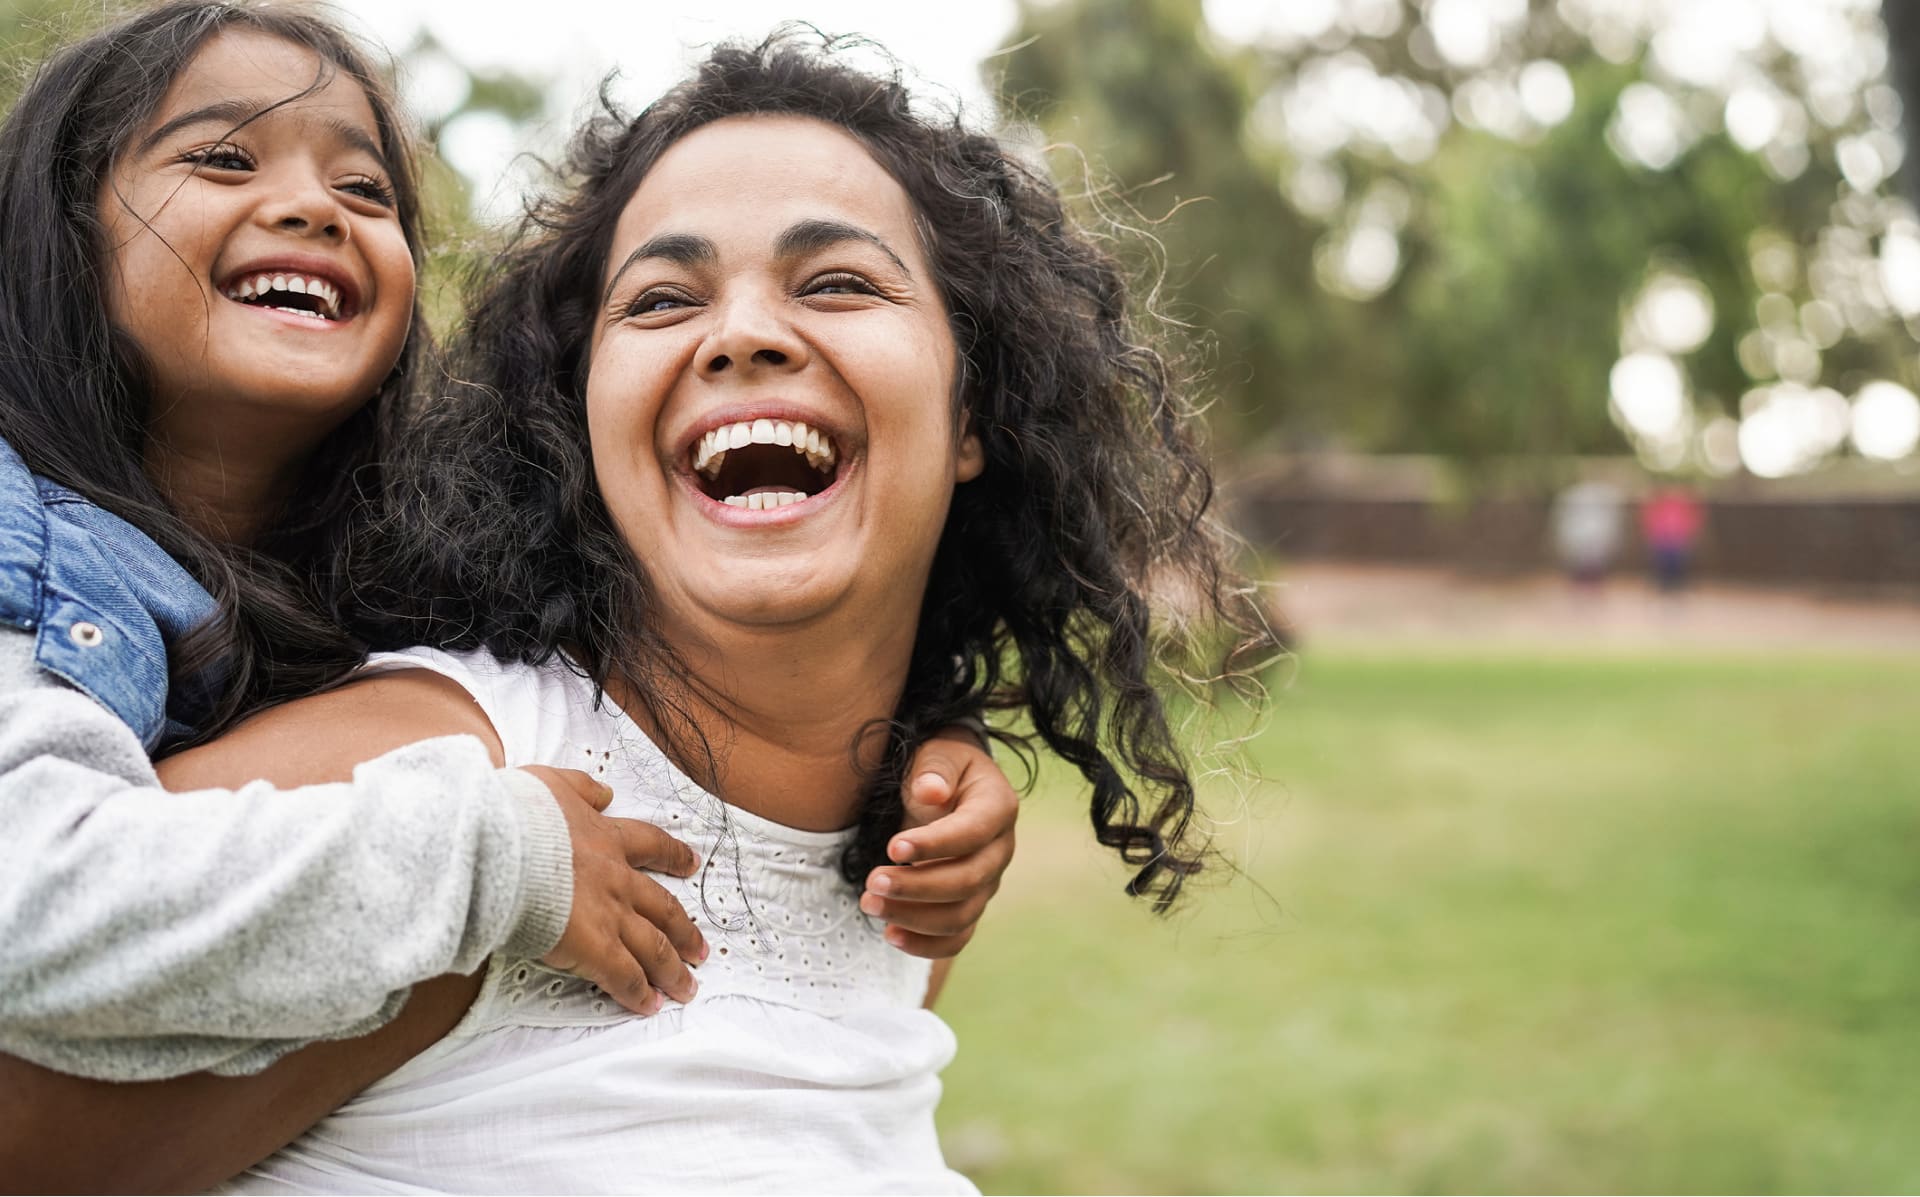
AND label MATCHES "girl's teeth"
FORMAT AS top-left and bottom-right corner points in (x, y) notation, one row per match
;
(221, 272), (343, 319)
